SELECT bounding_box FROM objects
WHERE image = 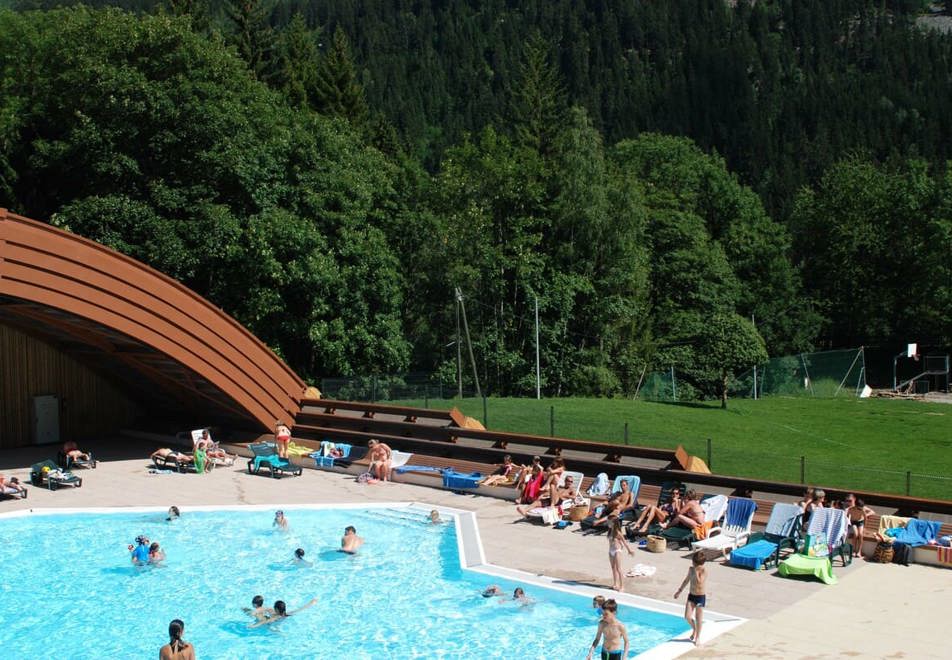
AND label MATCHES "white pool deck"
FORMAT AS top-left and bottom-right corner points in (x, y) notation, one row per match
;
(1, 438), (948, 659)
